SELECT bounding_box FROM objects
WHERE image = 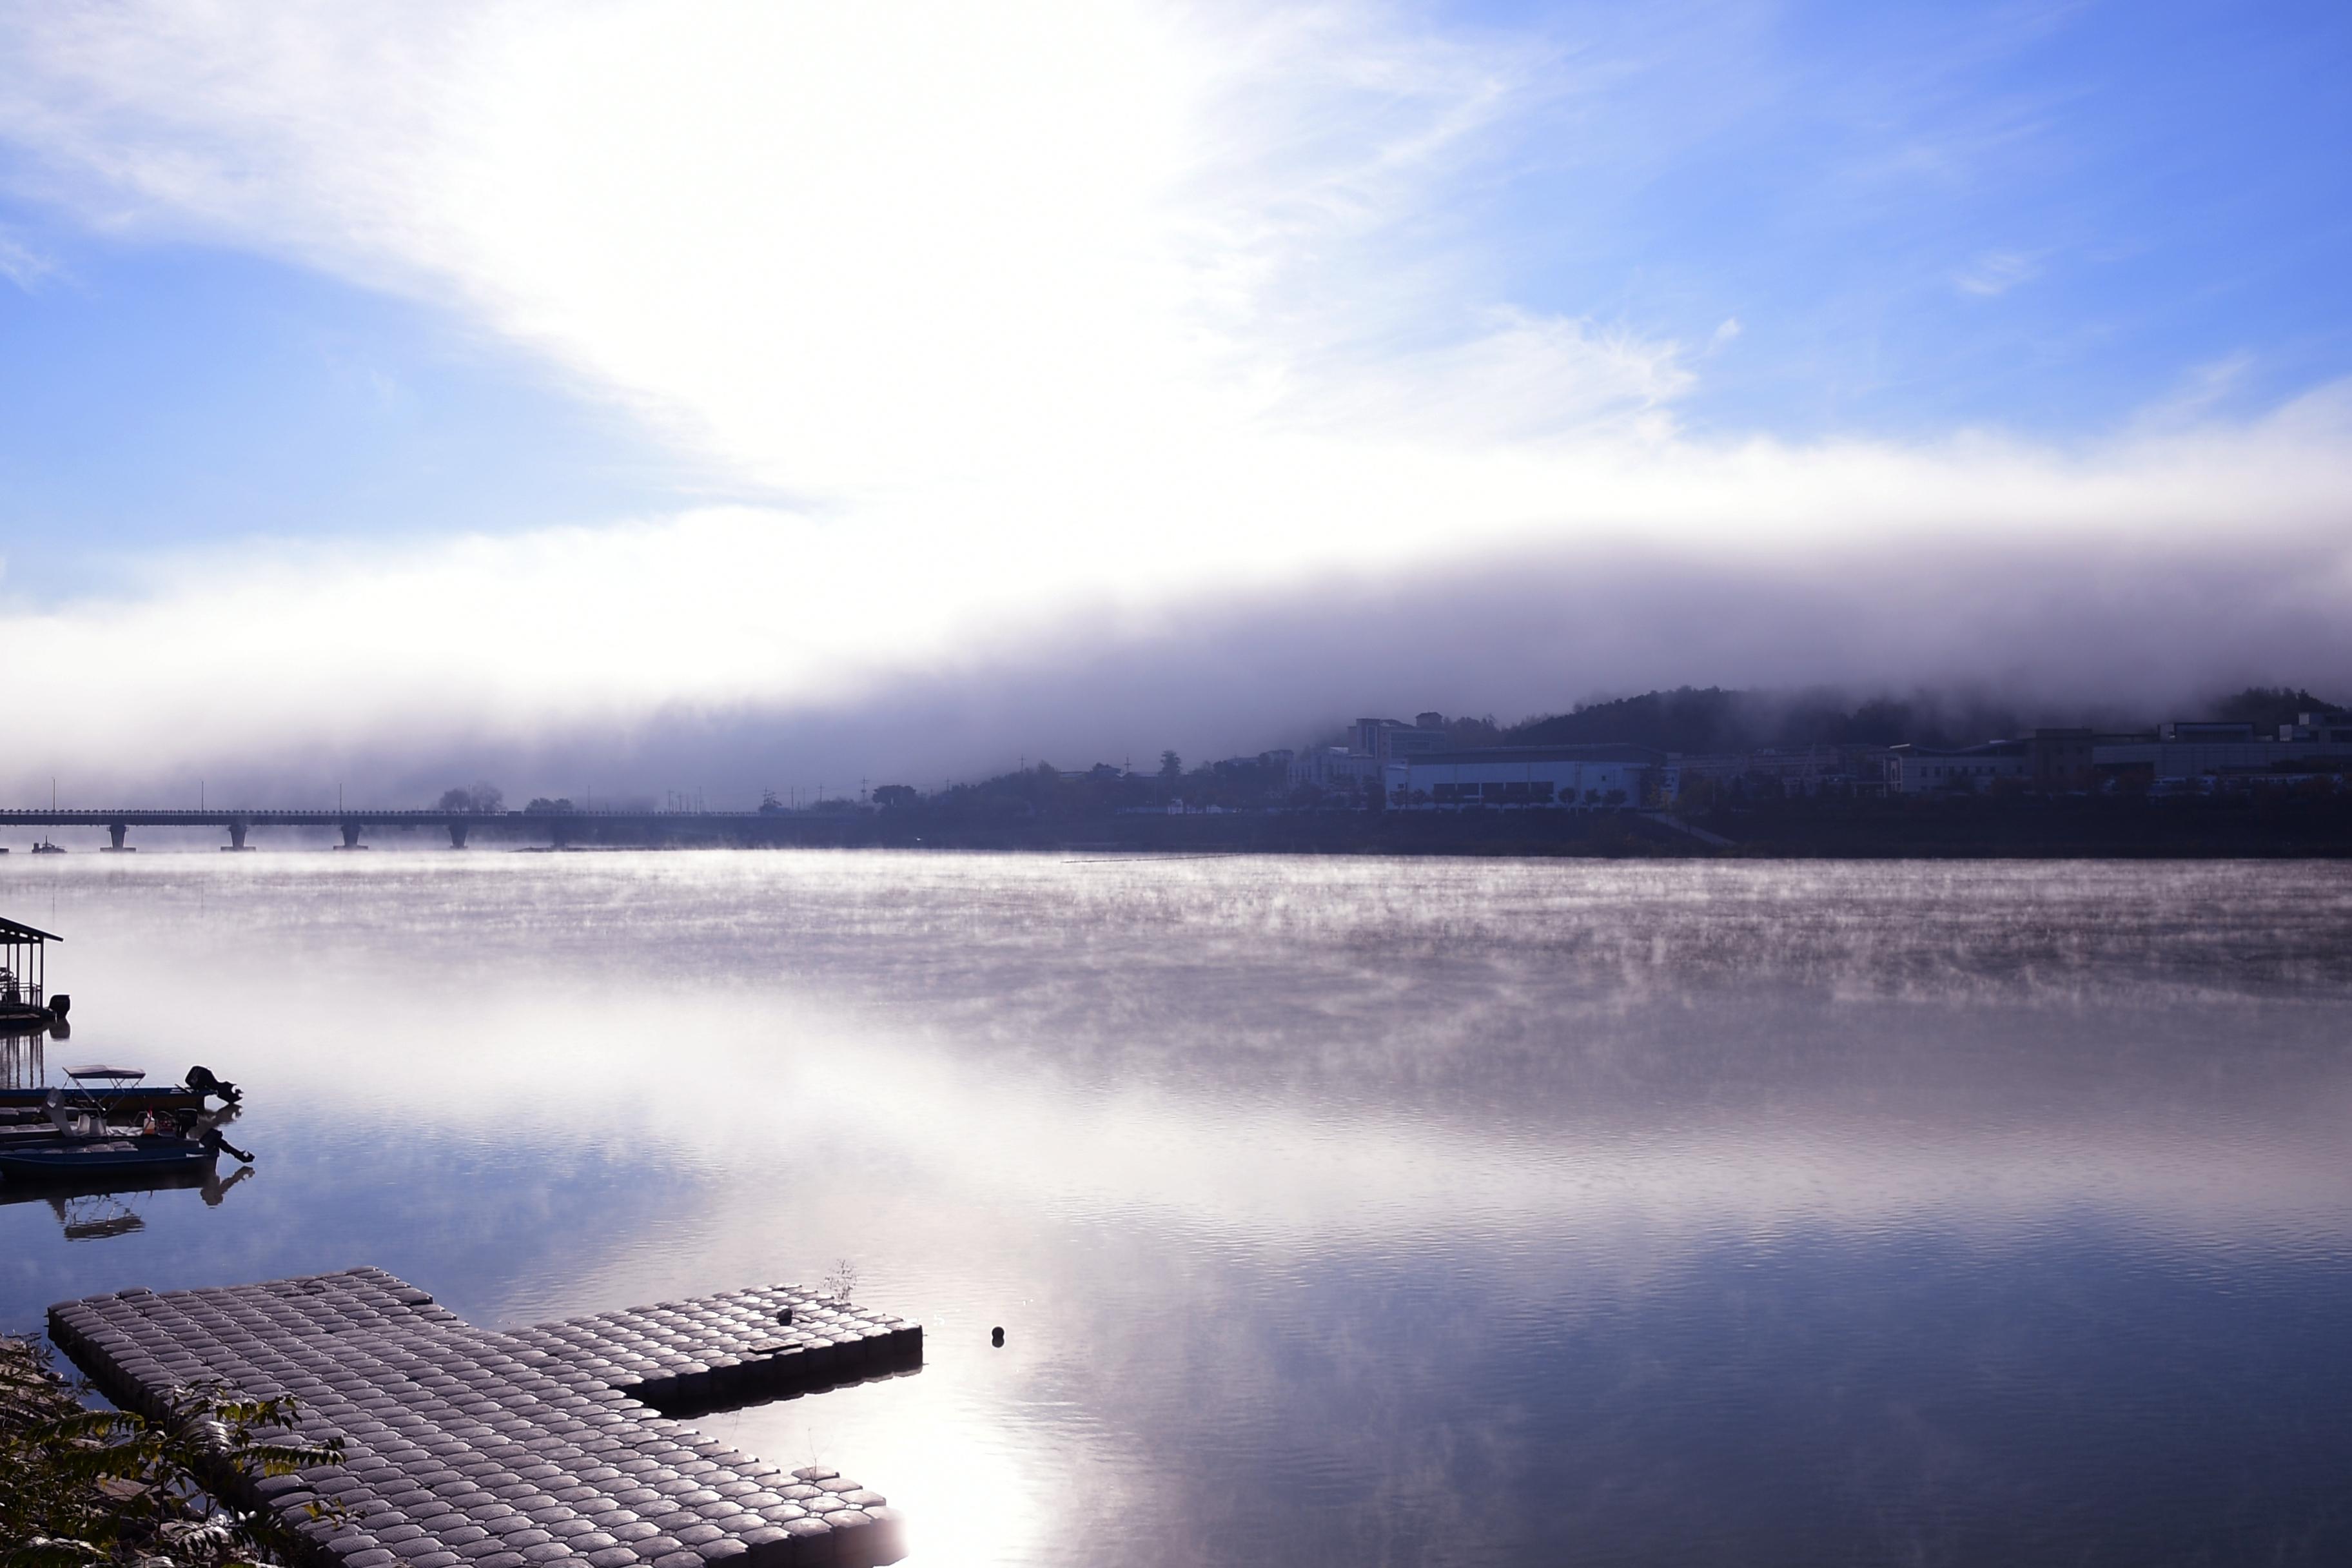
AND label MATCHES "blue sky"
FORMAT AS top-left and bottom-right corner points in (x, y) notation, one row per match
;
(0, 228), (705, 586)
(1382, 0), (2352, 436)
(0, 0), (2346, 798)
